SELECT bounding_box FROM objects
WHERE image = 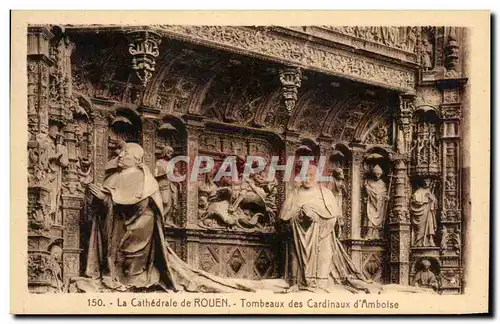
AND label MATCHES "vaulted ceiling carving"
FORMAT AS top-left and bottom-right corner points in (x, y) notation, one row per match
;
(70, 31), (395, 144)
